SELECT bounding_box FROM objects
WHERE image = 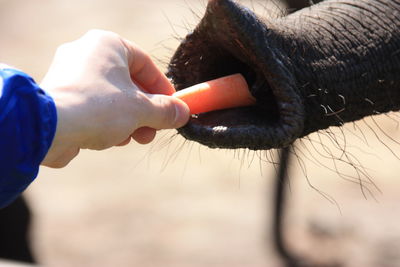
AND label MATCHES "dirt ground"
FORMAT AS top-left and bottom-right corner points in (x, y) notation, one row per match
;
(1, 1), (400, 266)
